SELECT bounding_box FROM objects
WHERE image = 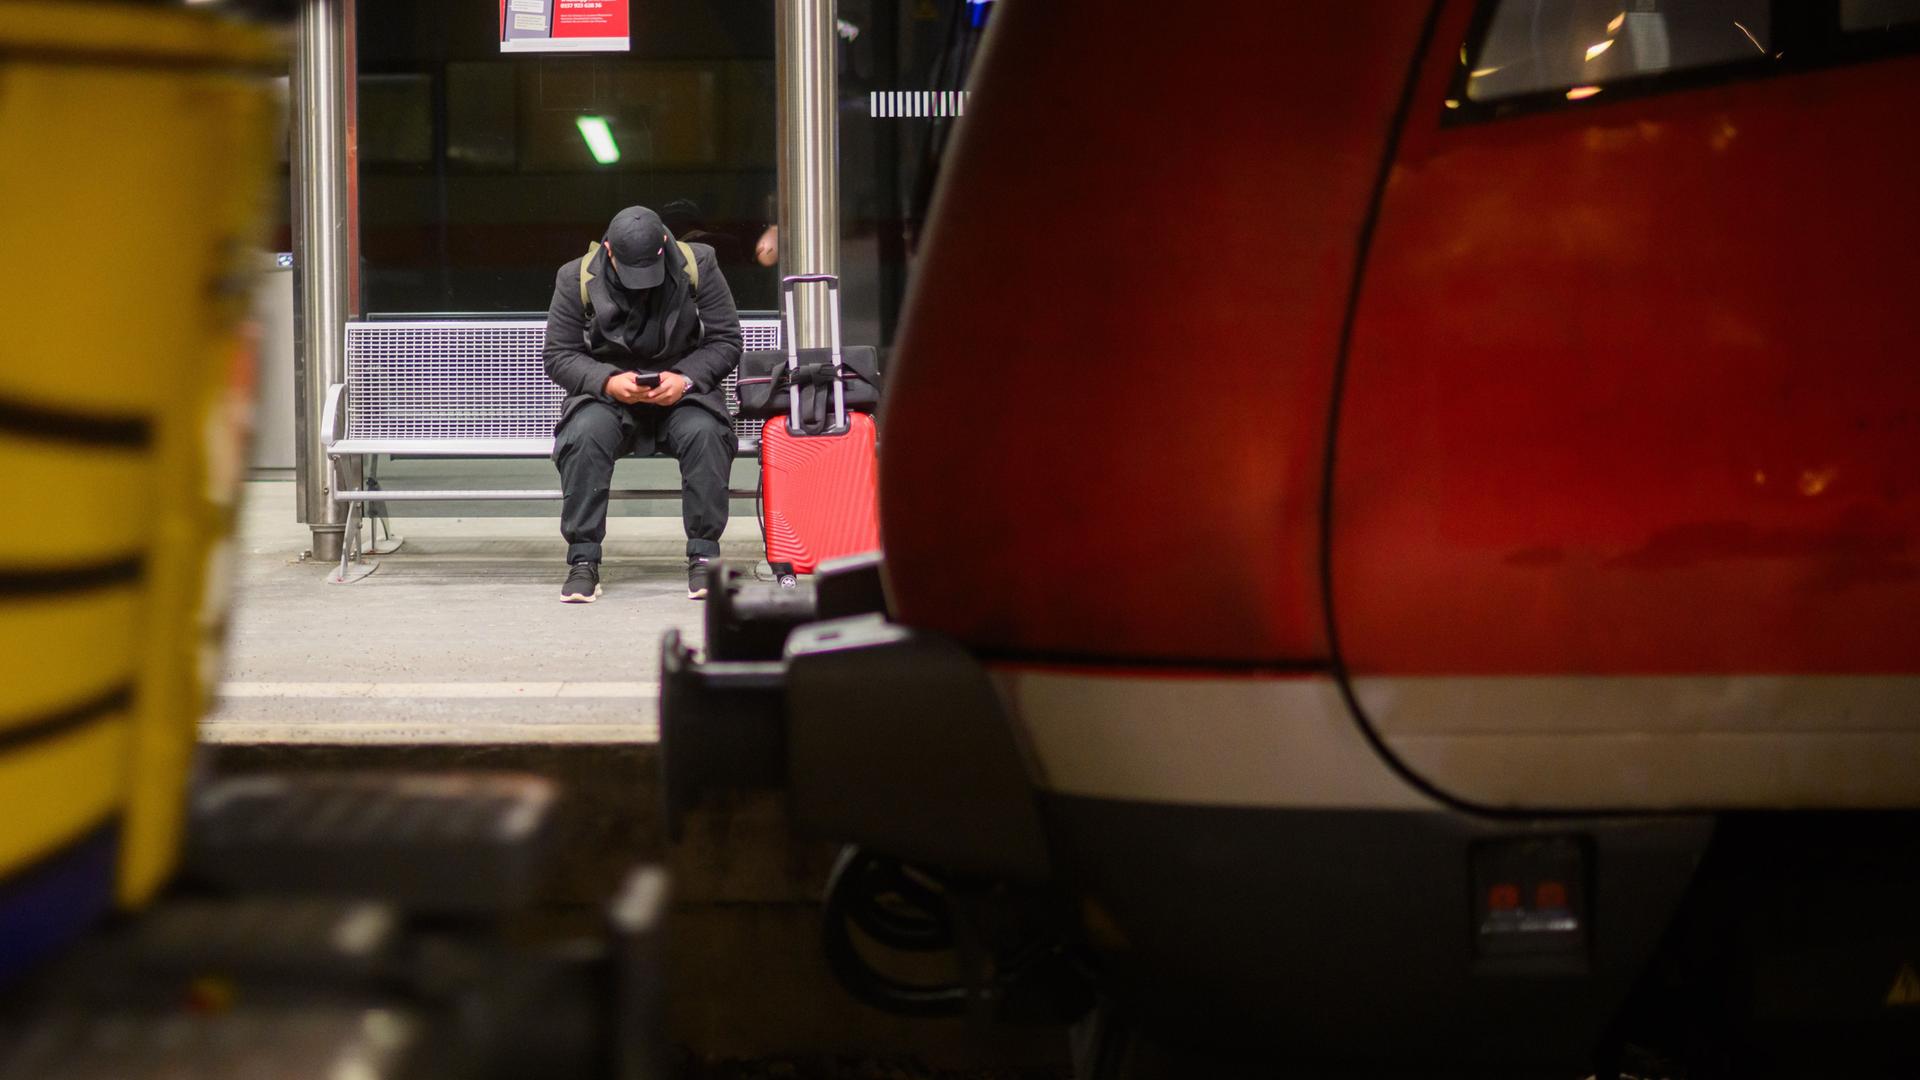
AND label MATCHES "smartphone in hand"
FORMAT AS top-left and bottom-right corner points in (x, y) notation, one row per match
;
(632, 371), (664, 389)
